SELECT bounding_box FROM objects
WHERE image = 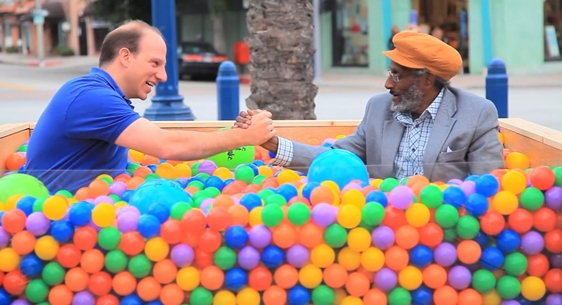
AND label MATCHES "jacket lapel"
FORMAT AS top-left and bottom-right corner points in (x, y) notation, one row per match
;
(381, 118), (405, 175)
(423, 88), (457, 178)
